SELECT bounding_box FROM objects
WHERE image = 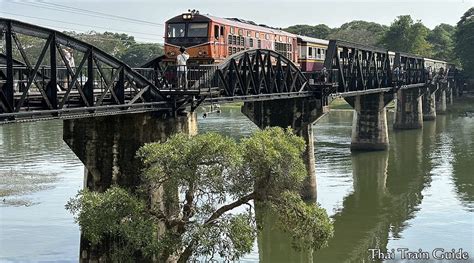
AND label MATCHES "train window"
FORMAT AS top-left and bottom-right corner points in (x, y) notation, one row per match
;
(188, 23), (208, 37)
(247, 31), (252, 37)
(279, 36), (283, 42)
(265, 34), (269, 40)
(228, 35), (232, 44)
(167, 23), (186, 38)
(256, 33), (260, 39)
(250, 38), (254, 48)
(229, 47), (232, 55)
(220, 27), (224, 36)
(317, 48), (321, 59)
(233, 47), (237, 54)
(230, 27), (235, 34)
(288, 37), (292, 43)
(232, 35), (237, 45)
(308, 47), (313, 57)
(258, 40), (261, 48)
(238, 29), (243, 36)
(214, 25), (220, 39)
(240, 37), (244, 46)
